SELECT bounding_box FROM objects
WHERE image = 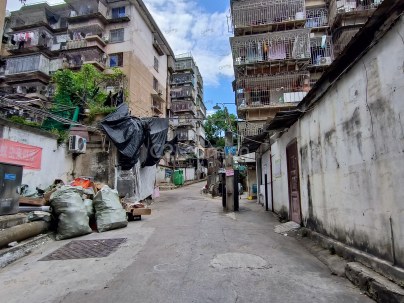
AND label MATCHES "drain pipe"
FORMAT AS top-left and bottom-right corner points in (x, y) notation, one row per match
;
(0, 221), (49, 248)
(269, 146), (274, 212)
(390, 216), (396, 265)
